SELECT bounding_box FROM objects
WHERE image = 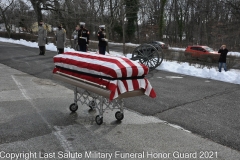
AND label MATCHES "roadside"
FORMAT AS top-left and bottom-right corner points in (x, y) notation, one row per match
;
(1, 63), (240, 160)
